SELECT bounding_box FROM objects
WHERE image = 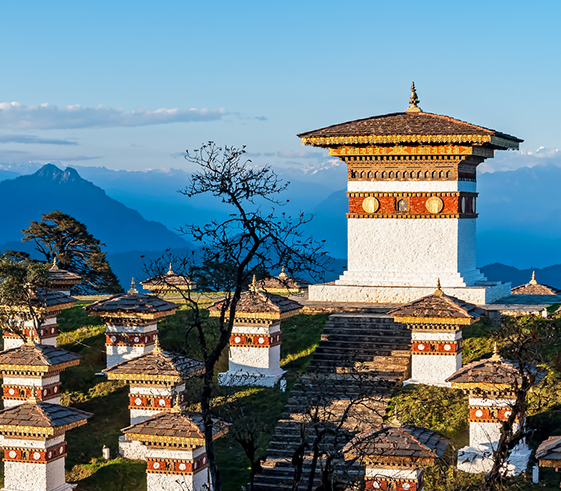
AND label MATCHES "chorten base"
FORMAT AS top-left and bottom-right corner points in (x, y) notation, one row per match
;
(457, 443), (531, 475)
(119, 435), (146, 460)
(308, 281), (511, 305)
(218, 369), (285, 388)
